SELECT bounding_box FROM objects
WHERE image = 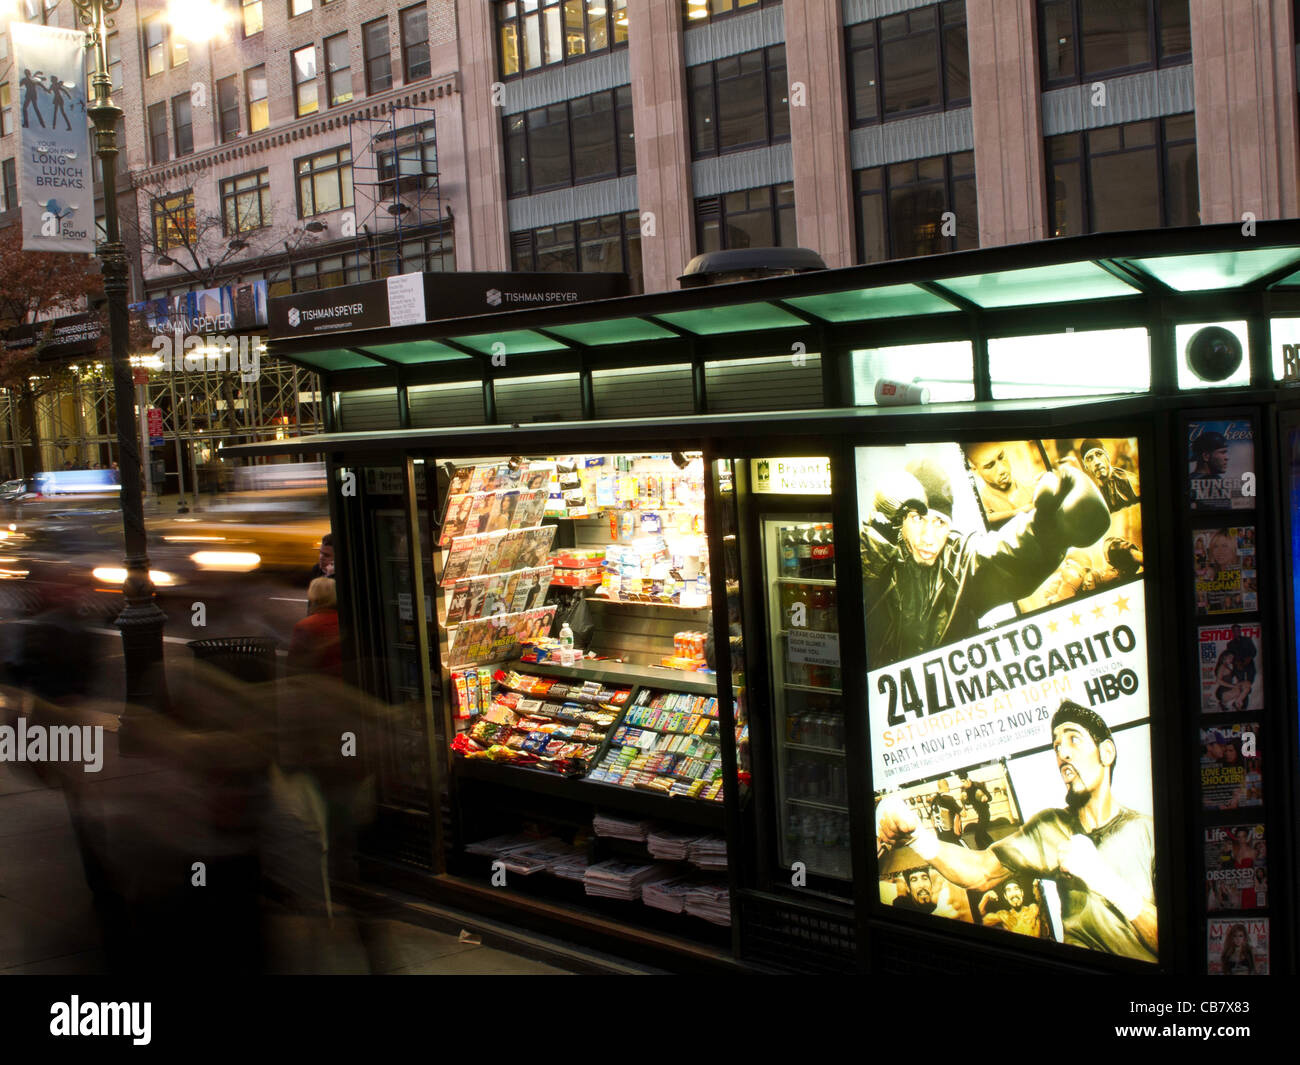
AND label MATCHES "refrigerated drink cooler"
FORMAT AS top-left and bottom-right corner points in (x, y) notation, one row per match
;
(761, 515), (851, 879)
